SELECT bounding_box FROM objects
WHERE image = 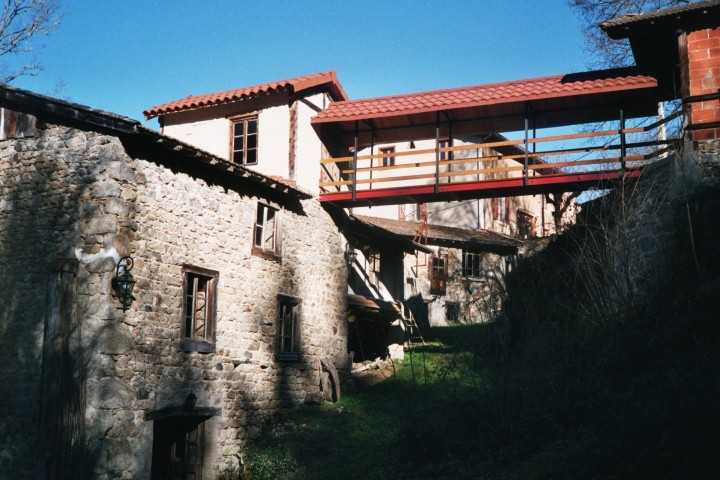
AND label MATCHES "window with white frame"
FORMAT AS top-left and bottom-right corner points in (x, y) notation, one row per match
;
(253, 203), (281, 259)
(462, 250), (483, 278)
(277, 295), (301, 361)
(180, 265), (218, 353)
(231, 115), (258, 165)
(366, 248), (381, 288)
